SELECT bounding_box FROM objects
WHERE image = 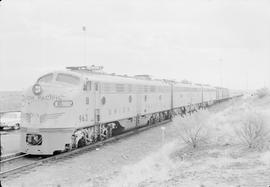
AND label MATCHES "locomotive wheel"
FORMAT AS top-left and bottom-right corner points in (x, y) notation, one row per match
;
(77, 137), (86, 148)
(100, 129), (108, 141)
(53, 150), (62, 155)
(153, 117), (156, 124)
